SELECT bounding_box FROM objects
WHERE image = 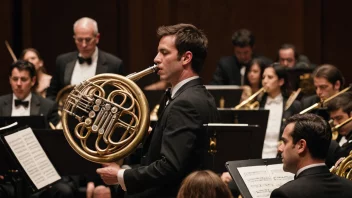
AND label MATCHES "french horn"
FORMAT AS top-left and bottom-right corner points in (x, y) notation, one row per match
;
(61, 65), (158, 163)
